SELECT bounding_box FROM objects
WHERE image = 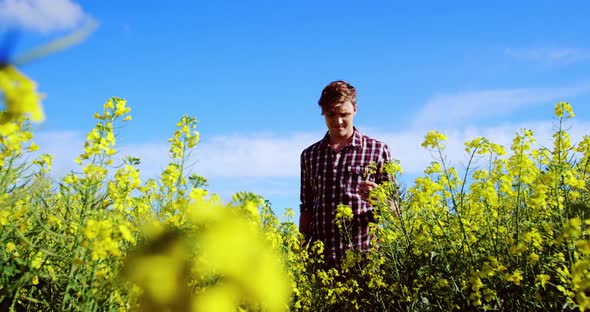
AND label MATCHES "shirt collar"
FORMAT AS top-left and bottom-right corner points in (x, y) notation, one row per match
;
(321, 127), (363, 150)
